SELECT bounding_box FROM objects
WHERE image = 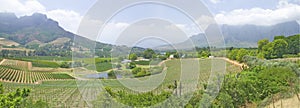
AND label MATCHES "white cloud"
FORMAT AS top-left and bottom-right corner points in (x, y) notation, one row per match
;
(215, 1), (300, 26)
(98, 22), (130, 43)
(0, 0), (45, 16)
(210, 0), (221, 4)
(174, 24), (202, 36)
(45, 9), (82, 33)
